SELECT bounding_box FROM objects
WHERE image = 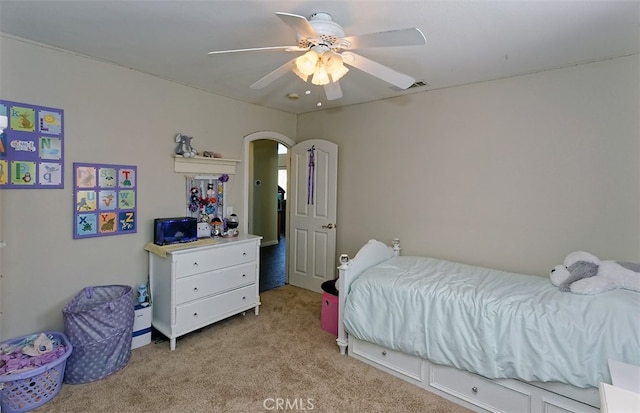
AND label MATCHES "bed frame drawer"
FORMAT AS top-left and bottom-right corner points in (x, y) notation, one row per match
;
(428, 363), (531, 413)
(350, 338), (422, 383)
